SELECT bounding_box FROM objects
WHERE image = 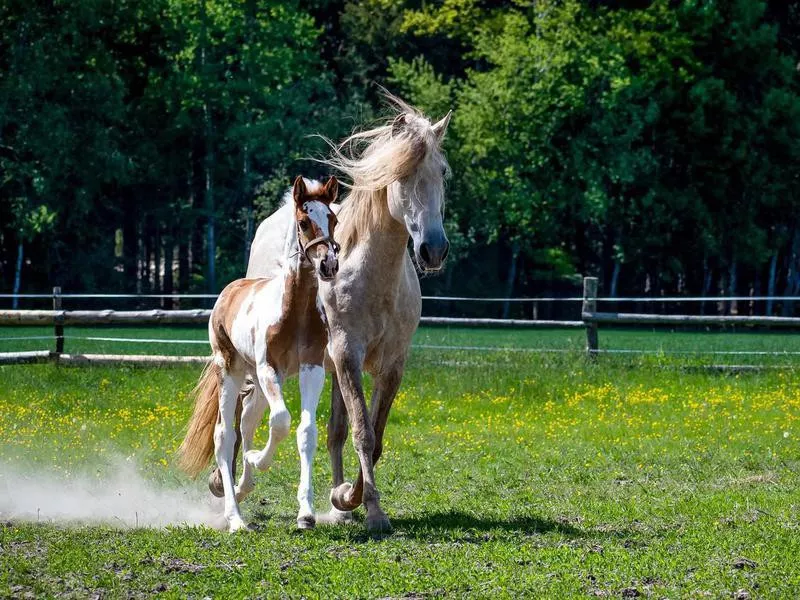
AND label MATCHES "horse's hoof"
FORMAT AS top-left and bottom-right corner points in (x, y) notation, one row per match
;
(296, 514), (316, 530)
(208, 469), (224, 498)
(228, 517), (248, 533)
(330, 482), (360, 512)
(366, 512), (392, 533)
